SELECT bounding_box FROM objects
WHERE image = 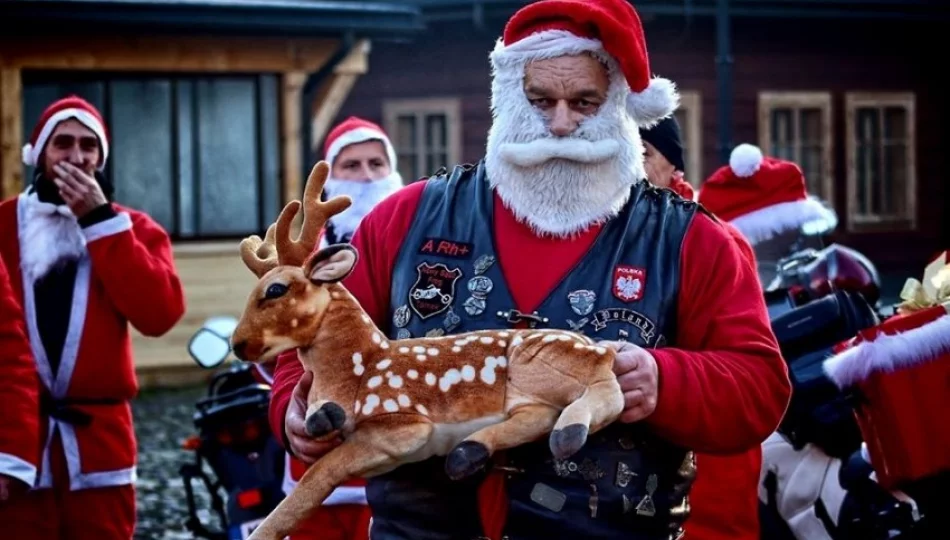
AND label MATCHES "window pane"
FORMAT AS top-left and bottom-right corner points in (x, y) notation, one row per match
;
(398, 153), (418, 182)
(855, 108), (880, 215)
(770, 109), (794, 160)
(108, 79), (175, 232)
(425, 114), (447, 152)
(196, 78), (260, 236)
(883, 142), (908, 217)
(883, 107), (907, 141)
(395, 115), (416, 152)
(798, 108), (824, 198)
